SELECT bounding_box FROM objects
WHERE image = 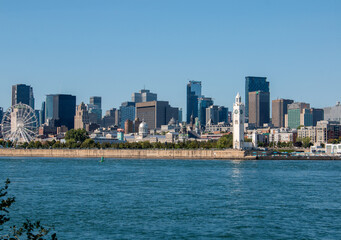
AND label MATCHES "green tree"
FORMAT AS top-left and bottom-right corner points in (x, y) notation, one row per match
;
(300, 137), (312, 148)
(52, 141), (62, 149)
(0, 179), (57, 239)
(65, 139), (79, 149)
(216, 134), (233, 149)
(80, 139), (95, 149)
(65, 129), (89, 143)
